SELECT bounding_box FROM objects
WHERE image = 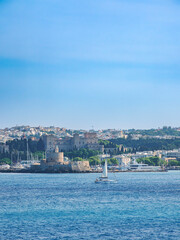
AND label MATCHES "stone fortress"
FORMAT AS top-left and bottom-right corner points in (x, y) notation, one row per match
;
(31, 142), (91, 173)
(42, 132), (104, 153)
(45, 146), (64, 166)
(30, 131), (104, 173)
